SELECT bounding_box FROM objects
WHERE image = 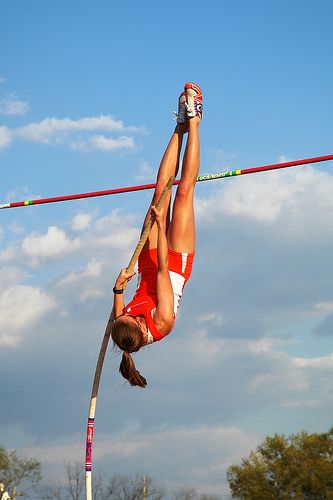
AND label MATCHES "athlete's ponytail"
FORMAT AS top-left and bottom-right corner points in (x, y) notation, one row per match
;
(111, 315), (147, 388)
(120, 351), (147, 388)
